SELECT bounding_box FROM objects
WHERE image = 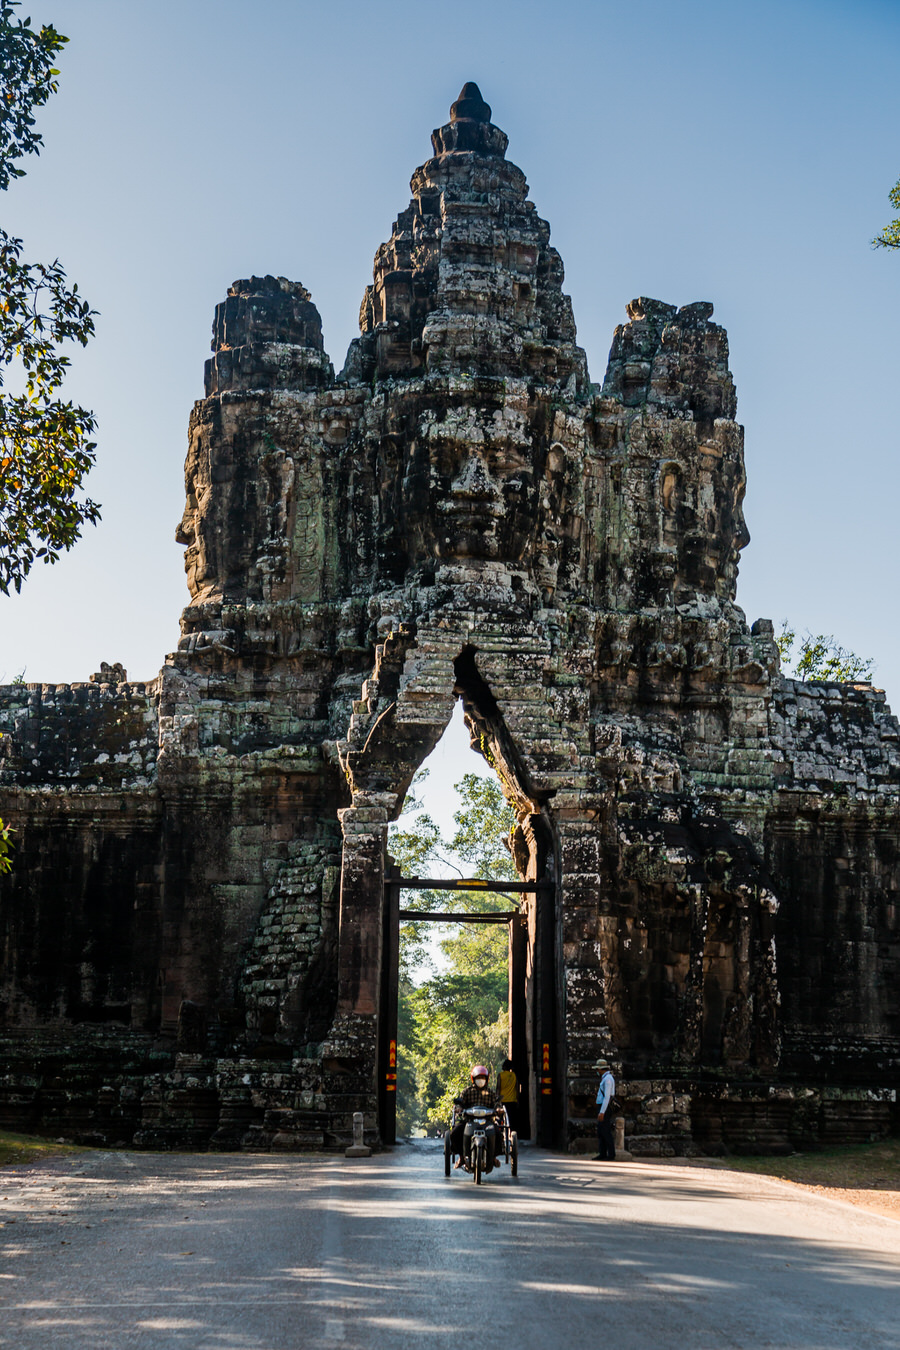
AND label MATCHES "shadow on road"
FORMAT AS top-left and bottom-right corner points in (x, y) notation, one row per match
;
(1, 1141), (898, 1348)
